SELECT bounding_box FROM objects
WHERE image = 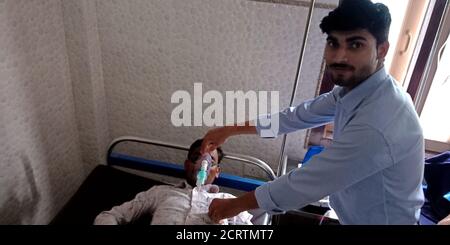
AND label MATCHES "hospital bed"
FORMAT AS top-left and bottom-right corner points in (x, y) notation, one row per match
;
(51, 136), (276, 225)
